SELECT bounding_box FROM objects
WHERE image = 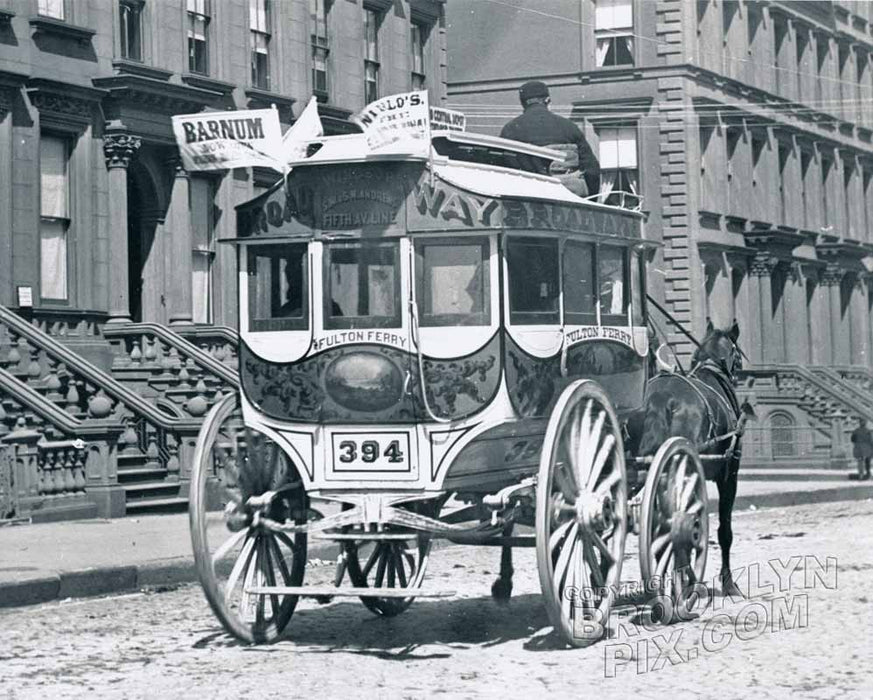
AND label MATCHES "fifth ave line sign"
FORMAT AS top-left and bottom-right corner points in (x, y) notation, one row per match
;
(171, 108), (283, 171)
